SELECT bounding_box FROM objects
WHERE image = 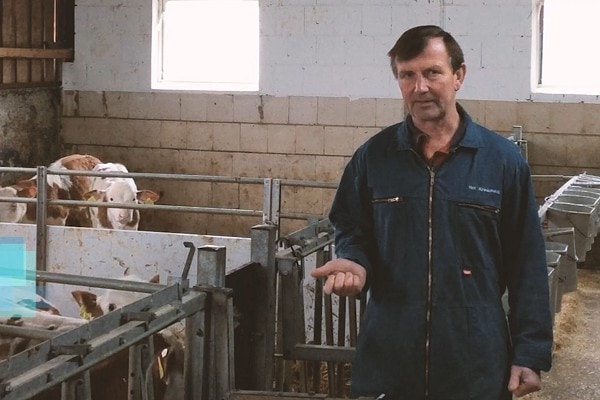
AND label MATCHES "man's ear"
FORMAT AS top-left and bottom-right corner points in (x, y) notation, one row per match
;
(455, 63), (466, 91)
